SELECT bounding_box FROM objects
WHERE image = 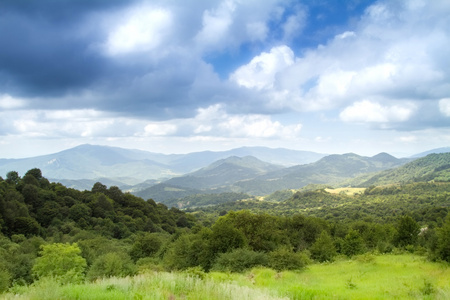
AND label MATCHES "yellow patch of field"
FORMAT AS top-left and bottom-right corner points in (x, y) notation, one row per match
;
(325, 187), (366, 196)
